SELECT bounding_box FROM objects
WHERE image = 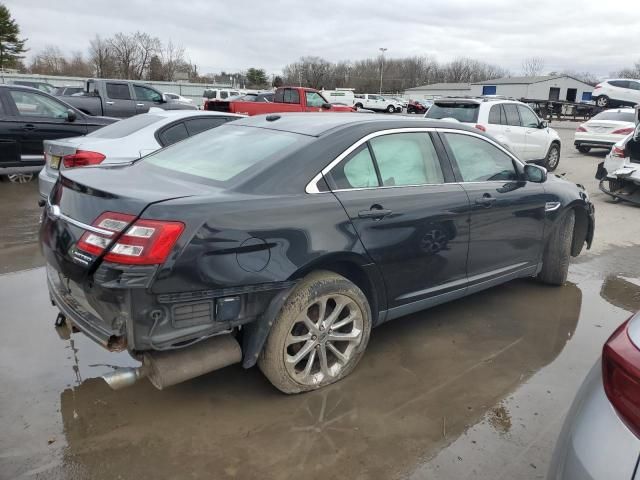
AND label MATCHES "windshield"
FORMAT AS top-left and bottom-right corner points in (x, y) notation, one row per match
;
(142, 125), (311, 184)
(592, 110), (636, 122)
(87, 115), (163, 138)
(425, 102), (480, 123)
